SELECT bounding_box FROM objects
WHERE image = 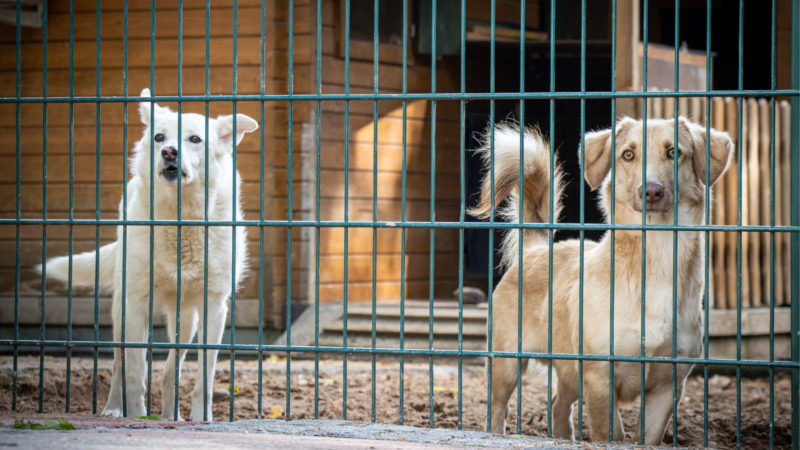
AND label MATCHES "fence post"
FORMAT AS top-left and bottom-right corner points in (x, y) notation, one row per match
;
(791, 2), (799, 449)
